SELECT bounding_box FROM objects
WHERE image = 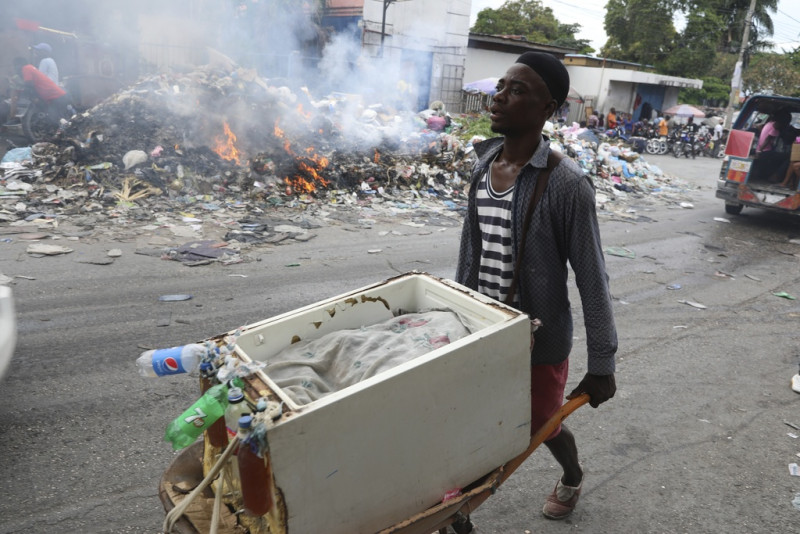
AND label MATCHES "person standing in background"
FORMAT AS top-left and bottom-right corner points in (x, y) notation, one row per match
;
(606, 107), (617, 129)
